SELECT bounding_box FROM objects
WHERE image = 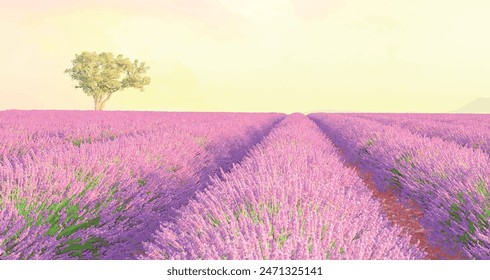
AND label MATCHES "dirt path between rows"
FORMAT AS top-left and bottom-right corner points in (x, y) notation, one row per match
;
(309, 115), (467, 259)
(345, 162), (465, 260)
